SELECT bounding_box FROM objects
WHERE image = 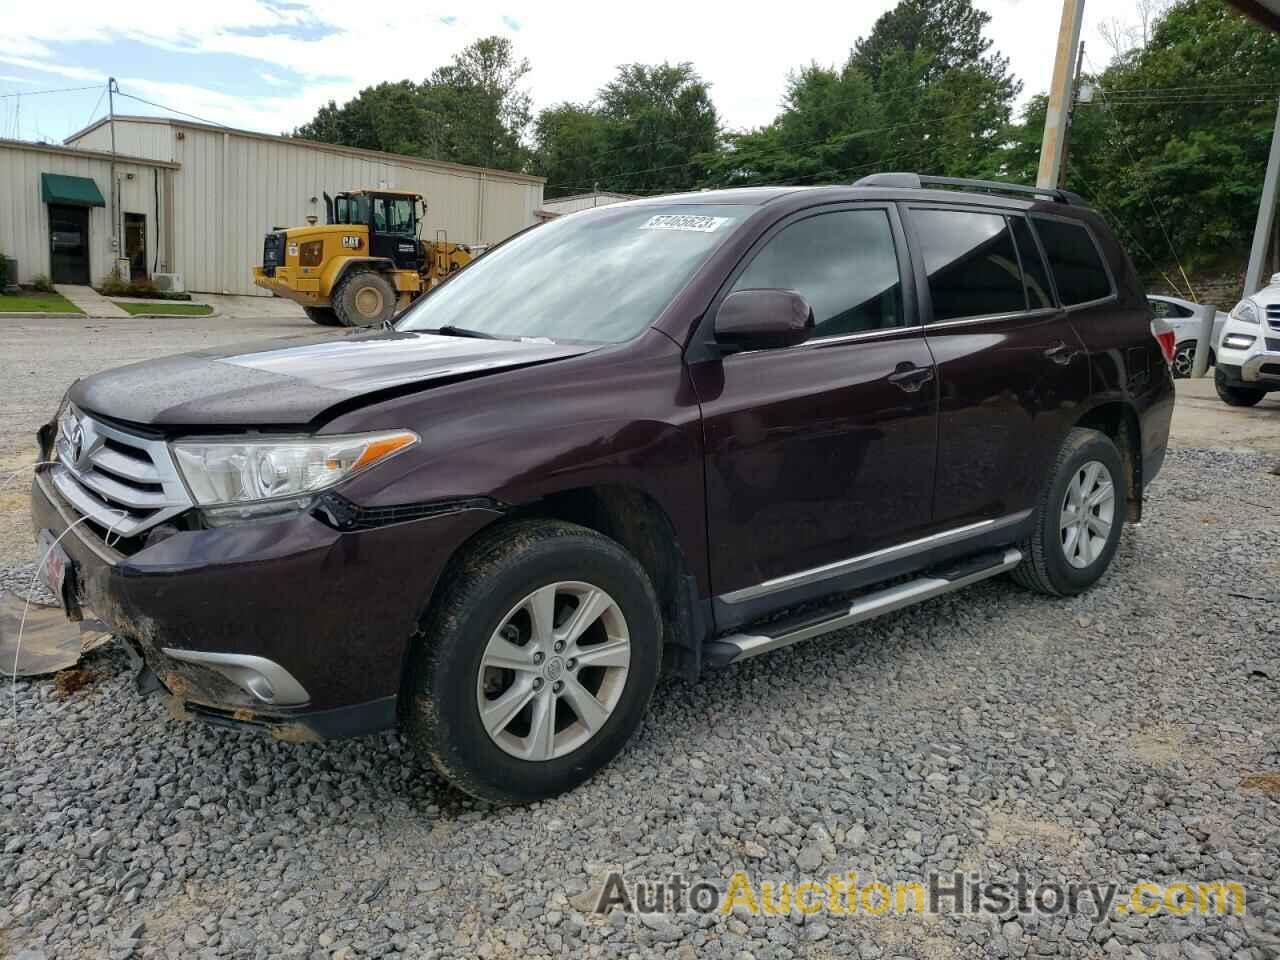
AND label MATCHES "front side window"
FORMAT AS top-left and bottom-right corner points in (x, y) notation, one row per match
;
(373, 197), (415, 235)
(1033, 217), (1113, 306)
(397, 204), (743, 343)
(912, 209), (1026, 322)
(730, 209), (904, 337)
